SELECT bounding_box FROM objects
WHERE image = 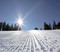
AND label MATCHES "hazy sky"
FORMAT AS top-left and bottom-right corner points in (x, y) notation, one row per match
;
(0, 0), (60, 30)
